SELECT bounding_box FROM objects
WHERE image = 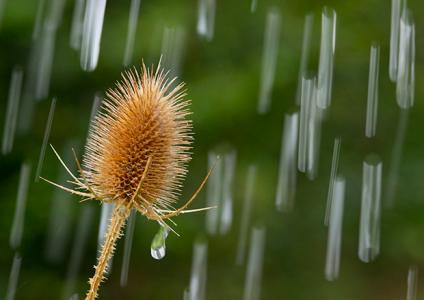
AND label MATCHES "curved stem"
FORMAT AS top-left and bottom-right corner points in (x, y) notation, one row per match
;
(85, 203), (131, 300)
